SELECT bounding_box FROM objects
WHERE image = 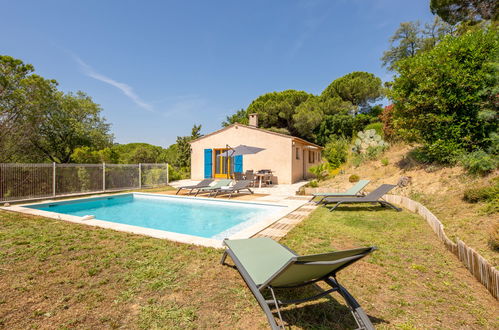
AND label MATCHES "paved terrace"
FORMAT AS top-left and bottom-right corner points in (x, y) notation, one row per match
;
(169, 179), (317, 240)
